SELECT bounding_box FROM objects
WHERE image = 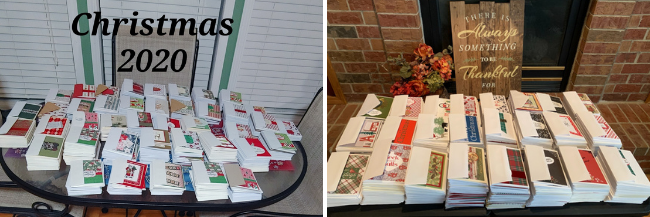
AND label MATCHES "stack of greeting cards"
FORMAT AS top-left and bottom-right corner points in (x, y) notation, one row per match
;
(99, 114), (127, 141)
(144, 83), (167, 99)
(596, 146), (650, 204)
(170, 128), (204, 165)
(449, 94), (483, 146)
(198, 131), (238, 163)
(118, 95), (145, 114)
(168, 84), (192, 101)
(445, 144), (489, 209)
(412, 95), (450, 152)
(64, 112), (101, 164)
(25, 134), (64, 170)
(479, 93), (517, 147)
(279, 120), (302, 141)
(404, 146), (448, 204)
(67, 98), (95, 117)
(107, 159), (147, 195)
(513, 110), (553, 148)
(225, 164), (263, 202)
(249, 105), (281, 134)
(169, 98), (195, 119)
(126, 111), (154, 129)
(9, 101), (42, 120)
(543, 111), (587, 147)
(94, 95), (120, 114)
(485, 145), (530, 210)
(361, 143), (412, 205)
(95, 84), (120, 97)
(137, 127), (169, 164)
(45, 88), (73, 104)
(524, 145), (571, 207)
(335, 117), (383, 153)
(557, 146), (610, 203)
(192, 88), (216, 104)
(66, 159), (104, 196)
(327, 152), (370, 207)
(180, 116), (211, 133)
(37, 102), (69, 120)
(34, 115), (70, 138)
(149, 160), (185, 195)
(191, 161), (229, 201)
(73, 84), (97, 99)
(0, 116), (36, 148)
(195, 101), (221, 124)
(562, 91), (621, 149)
(260, 131), (296, 160)
(234, 137), (272, 172)
(222, 102), (249, 124)
(102, 128), (140, 165)
(218, 89), (244, 108)
(578, 93), (600, 115)
(357, 94), (393, 119)
(120, 79), (145, 98)
(145, 98), (170, 117)
(508, 90), (543, 112)
(388, 95), (423, 118)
